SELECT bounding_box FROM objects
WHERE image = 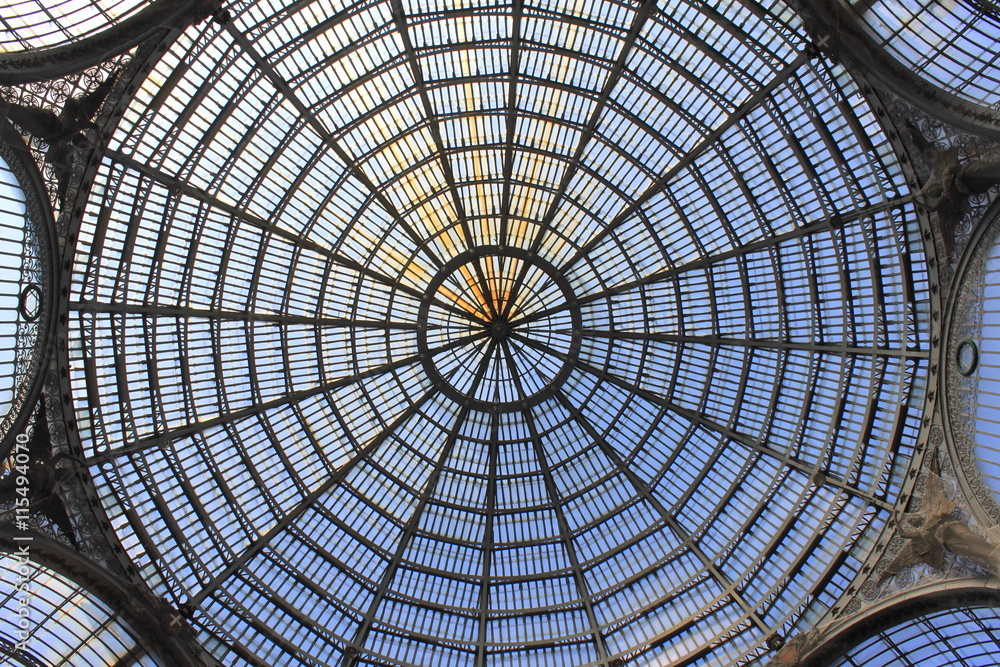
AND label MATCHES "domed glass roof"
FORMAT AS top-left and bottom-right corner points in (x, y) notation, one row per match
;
(66, 0), (930, 664)
(0, 0), (150, 52)
(833, 606), (1000, 667)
